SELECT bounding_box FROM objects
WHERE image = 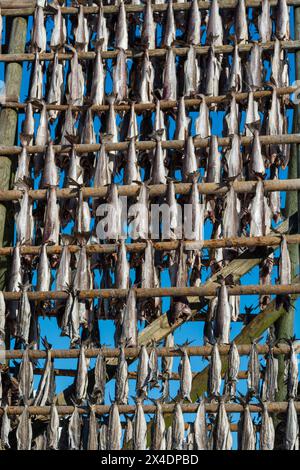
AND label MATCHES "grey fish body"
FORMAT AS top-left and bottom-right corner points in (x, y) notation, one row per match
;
(16, 189), (34, 245)
(260, 403), (275, 450)
(94, 143), (113, 188)
(206, 135), (221, 183)
(204, 47), (221, 96)
(245, 91), (260, 135)
(81, 109), (96, 146)
(172, 403), (185, 450)
(149, 345), (159, 389)
(214, 400), (233, 450)
(208, 343), (222, 397)
(74, 190), (91, 235)
(96, 3), (108, 51)
(222, 185), (240, 238)
(99, 423), (108, 450)
(35, 104), (50, 177)
(115, 240), (130, 289)
(261, 349), (278, 402)
(142, 0), (156, 49)
(43, 187), (60, 245)
(16, 406), (32, 450)
(279, 235), (291, 285)
(206, 0), (223, 45)
(75, 5), (89, 52)
(239, 405), (256, 450)
(128, 183), (149, 240)
(166, 181), (182, 240)
(225, 133), (242, 179)
(195, 96), (211, 138)
(285, 342), (298, 399)
(174, 96), (190, 140)
(47, 404), (60, 450)
(47, 53), (64, 121)
(1, 406), (11, 449)
(162, 48), (177, 101)
(151, 402), (166, 450)
(285, 399), (299, 450)
(56, 243), (71, 292)
(22, 103), (34, 145)
(68, 407), (82, 450)
(151, 135), (167, 184)
(73, 246), (92, 325)
(276, 0), (290, 40)
(235, 0), (248, 43)
(136, 345), (150, 398)
(37, 244), (51, 292)
(87, 408), (98, 450)
(115, 0), (128, 50)
(67, 46), (84, 106)
(124, 138), (141, 184)
(42, 142), (59, 188)
(225, 96), (239, 136)
(30, 53), (43, 101)
(7, 246), (22, 331)
(258, 0), (272, 42)
(115, 346), (129, 405)
(214, 280), (231, 344)
(246, 44), (262, 90)
(75, 346), (89, 403)
(61, 290), (80, 346)
(179, 348), (193, 402)
(50, 4), (66, 50)
(120, 289), (137, 347)
(133, 401), (147, 450)
(0, 291), (5, 343)
(194, 400), (207, 450)
(247, 342), (260, 396)
(224, 341), (240, 397)
(32, 6), (46, 52)
(227, 45), (242, 92)
(138, 51), (154, 103)
(250, 181), (271, 237)
(182, 135), (198, 182)
(187, 0), (201, 45)
(184, 180), (205, 242)
(34, 349), (55, 406)
(16, 288), (32, 345)
(113, 49), (128, 103)
(93, 350), (106, 404)
(163, 0), (176, 47)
